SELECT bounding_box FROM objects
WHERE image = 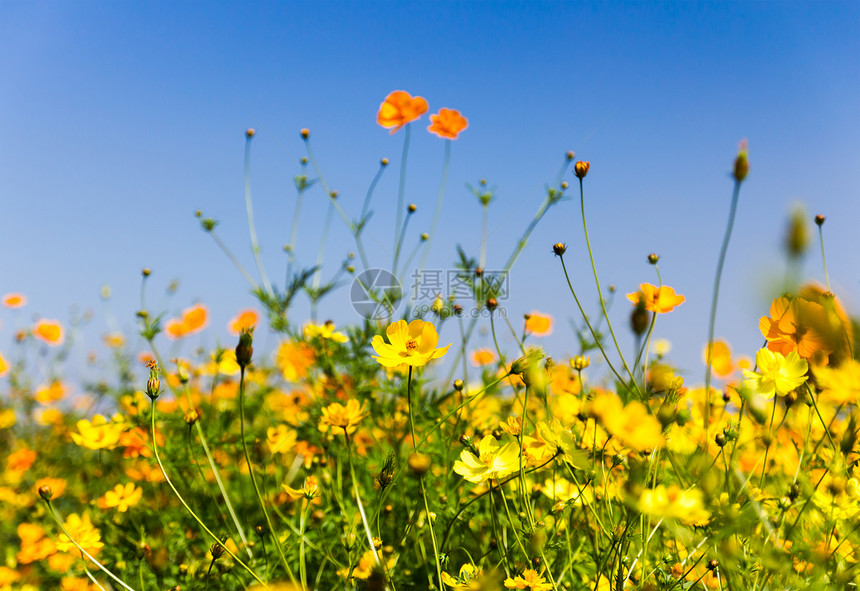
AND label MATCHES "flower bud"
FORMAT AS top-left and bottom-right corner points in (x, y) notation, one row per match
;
(815, 214), (825, 226)
(574, 161), (590, 179)
(245, 128), (255, 138)
(648, 253), (659, 265)
(300, 128), (310, 139)
(453, 379), (464, 391)
(407, 452), (431, 476)
(566, 151), (575, 161)
(381, 158), (389, 166)
(235, 328), (254, 369)
(553, 242), (567, 256)
(145, 360), (161, 400)
(630, 302), (650, 336)
(733, 140), (749, 182)
(408, 203), (417, 213)
(486, 298), (497, 311)
(785, 206), (809, 259)
(570, 355), (590, 371)
(38, 485), (53, 501)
